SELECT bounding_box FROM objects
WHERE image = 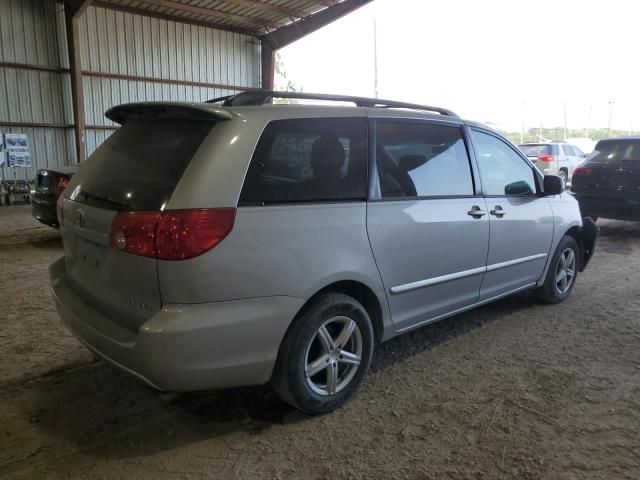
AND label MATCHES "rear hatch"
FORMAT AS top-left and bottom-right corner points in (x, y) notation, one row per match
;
(518, 144), (555, 169)
(60, 105), (225, 332)
(572, 139), (640, 200)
